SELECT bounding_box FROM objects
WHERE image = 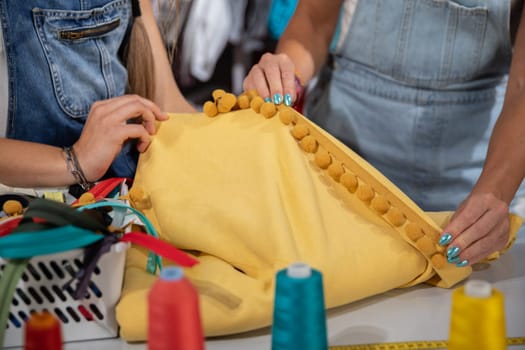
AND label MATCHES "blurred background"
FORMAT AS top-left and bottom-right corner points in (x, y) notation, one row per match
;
(152, 0), (298, 108)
